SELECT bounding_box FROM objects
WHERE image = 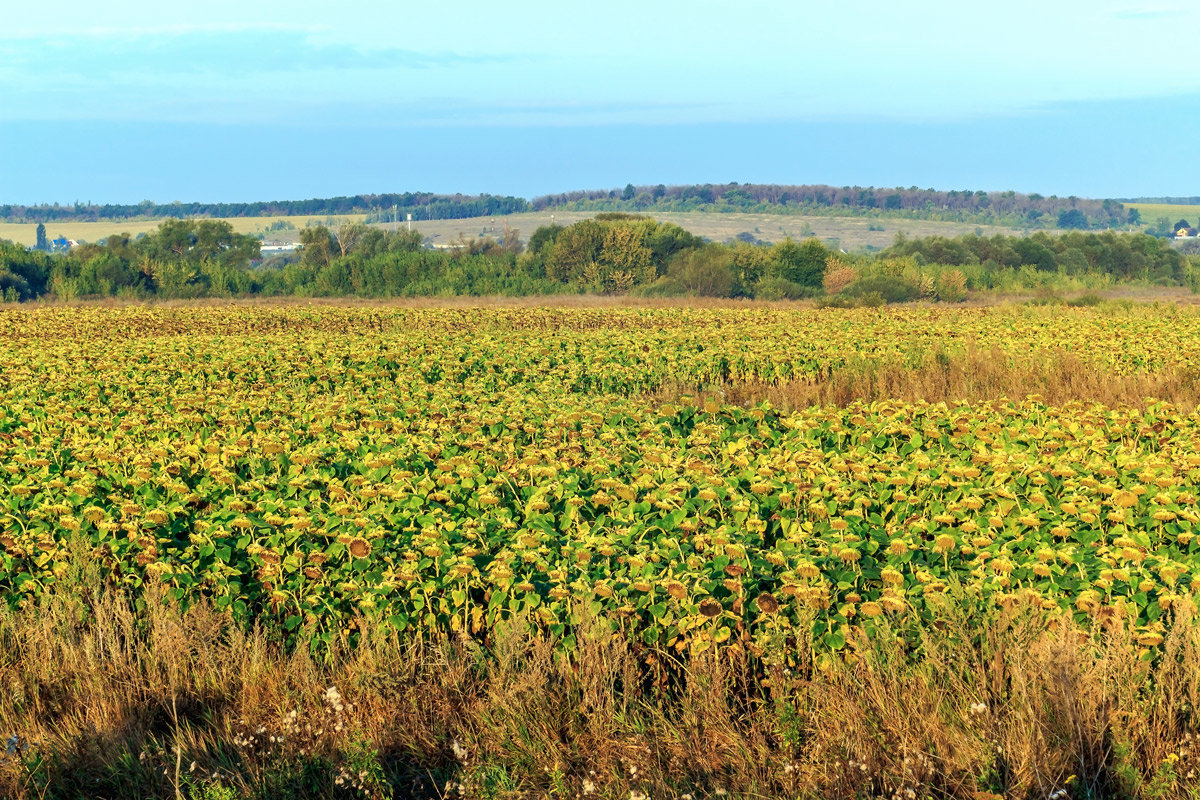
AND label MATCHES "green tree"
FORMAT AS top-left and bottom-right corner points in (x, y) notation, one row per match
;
(0, 241), (53, 299)
(645, 222), (703, 268)
(667, 245), (734, 297)
(767, 237), (829, 288)
(1146, 217), (1173, 237)
(544, 220), (604, 283)
(728, 242), (770, 295)
(1057, 209), (1089, 229)
(335, 221), (370, 257)
(35, 223), (48, 252)
(527, 224), (564, 257)
(299, 226), (337, 269)
(1012, 237), (1058, 271)
(136, 219), (260, 267)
